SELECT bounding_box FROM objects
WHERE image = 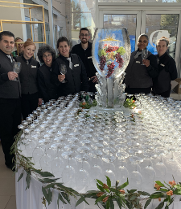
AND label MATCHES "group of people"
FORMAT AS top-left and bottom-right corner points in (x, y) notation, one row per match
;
(0, 28), (177, 171)
(0, 28), (97, 170)
(125, 34), (177, 97)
